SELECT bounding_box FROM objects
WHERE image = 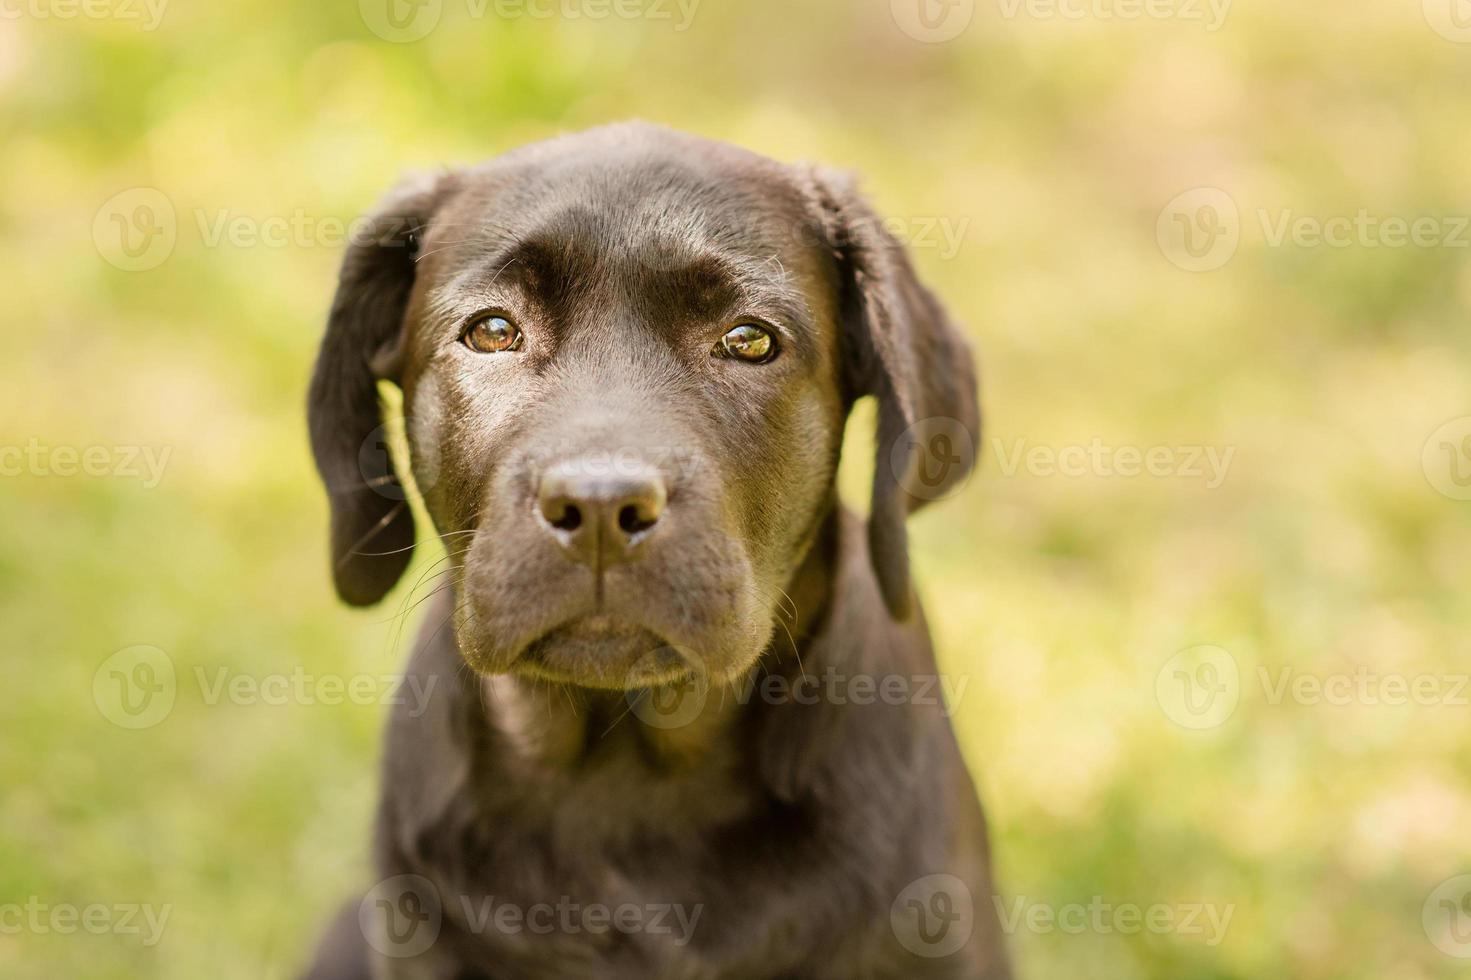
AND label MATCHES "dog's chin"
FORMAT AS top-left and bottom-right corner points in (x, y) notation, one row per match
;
(453, 579), (777, 690)
(506, 616), (697, 691)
